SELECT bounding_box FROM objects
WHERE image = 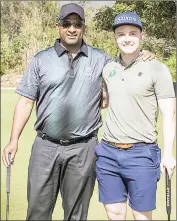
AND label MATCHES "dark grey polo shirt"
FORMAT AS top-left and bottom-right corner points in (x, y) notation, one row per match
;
(16, 39), (111, 139)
